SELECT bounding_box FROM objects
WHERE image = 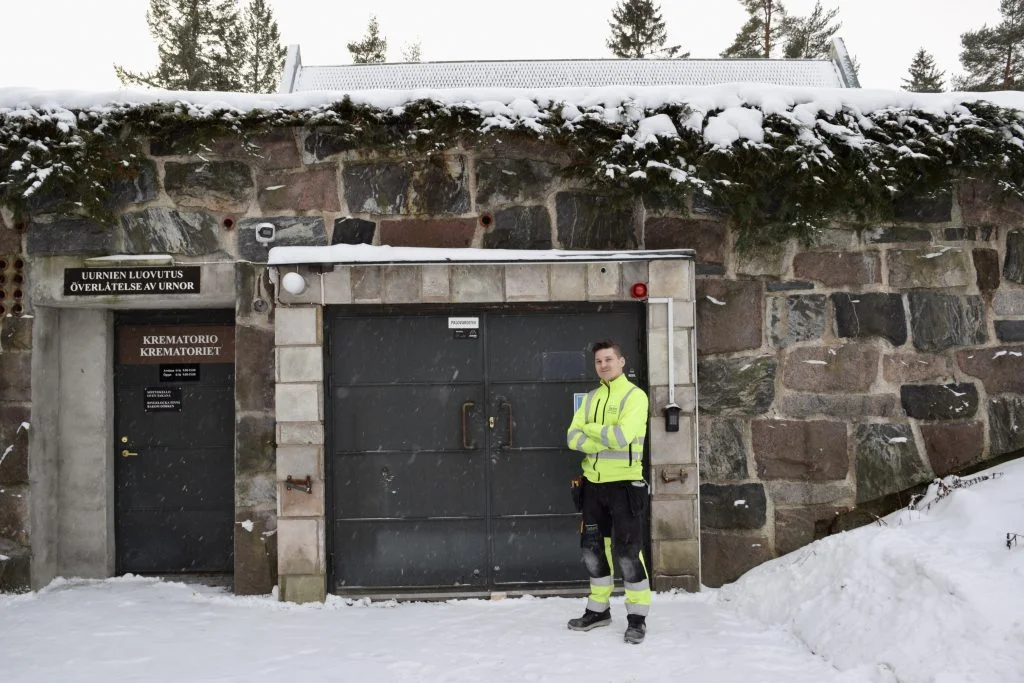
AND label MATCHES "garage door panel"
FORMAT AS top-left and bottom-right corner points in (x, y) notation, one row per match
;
(330, 316), (484, 384)
(487, 310), (643, 382)
(331, 452), (487, 519)
(491, 517), (582, 585)
(490, 450), (580, 515)
(489, 382), (593, 450)
(332, 385), (485, 452)
(333, 520), (489, 589)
